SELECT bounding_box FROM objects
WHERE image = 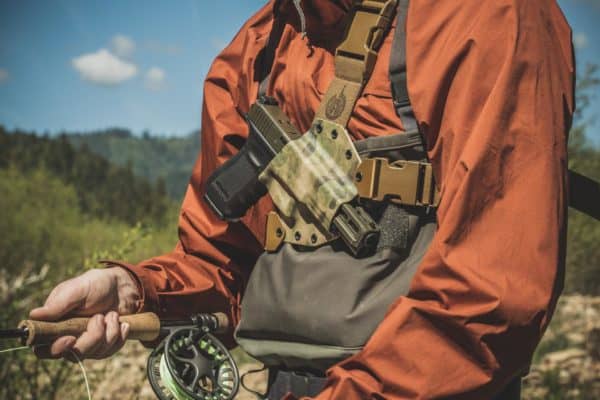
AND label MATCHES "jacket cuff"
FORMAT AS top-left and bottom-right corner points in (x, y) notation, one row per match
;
(99, 260), (160, 314)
